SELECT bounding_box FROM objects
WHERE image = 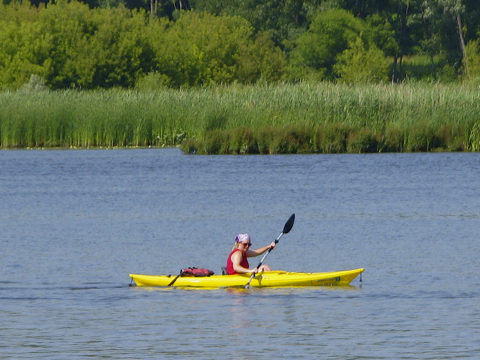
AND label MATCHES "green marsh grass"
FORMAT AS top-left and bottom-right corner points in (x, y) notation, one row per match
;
(1, 83), (480, 153)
